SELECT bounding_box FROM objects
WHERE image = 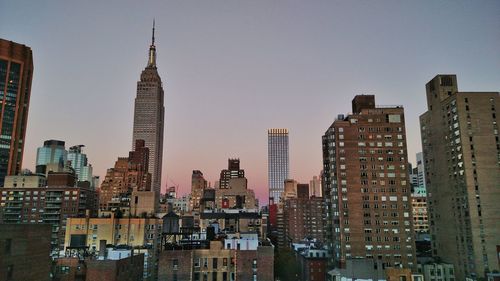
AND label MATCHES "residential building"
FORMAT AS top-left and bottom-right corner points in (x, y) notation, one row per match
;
(0, 224), (51, 281)
(132, 21), (165, 209)
(63, 215), (161, 280)
(416, 262), (456, 281)
(322, 95), (416, 269)
(3, 172), (46, 188)
(218, 158), (245, 189)
(310, 175), (322, 197)
(190, 170), (207, 212)
(54, 247), (145, 281)
(0, 172), (98, 253)
(420, 75), (500, 279)
(283, 182), (325, 244)
(99, 140), (152, 212)
(268, 128), (289, 203)
(412, 196), (428, 234)
(293, 243), (330, 281)
(158, 238), (274, 281)
(216, 177), (257, 210)
(0, 39), (33, 187)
